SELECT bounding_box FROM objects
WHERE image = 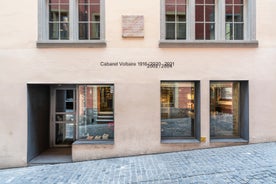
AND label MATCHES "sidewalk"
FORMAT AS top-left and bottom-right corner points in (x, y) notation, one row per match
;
(0, 142), (276, 184)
